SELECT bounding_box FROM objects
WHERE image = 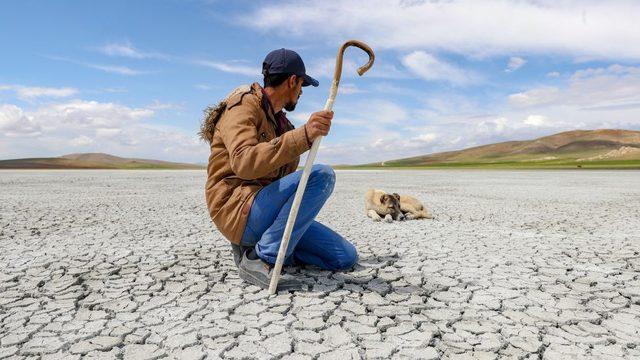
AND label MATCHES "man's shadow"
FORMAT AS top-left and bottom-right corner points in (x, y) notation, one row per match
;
(283, 253), (425, 296)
